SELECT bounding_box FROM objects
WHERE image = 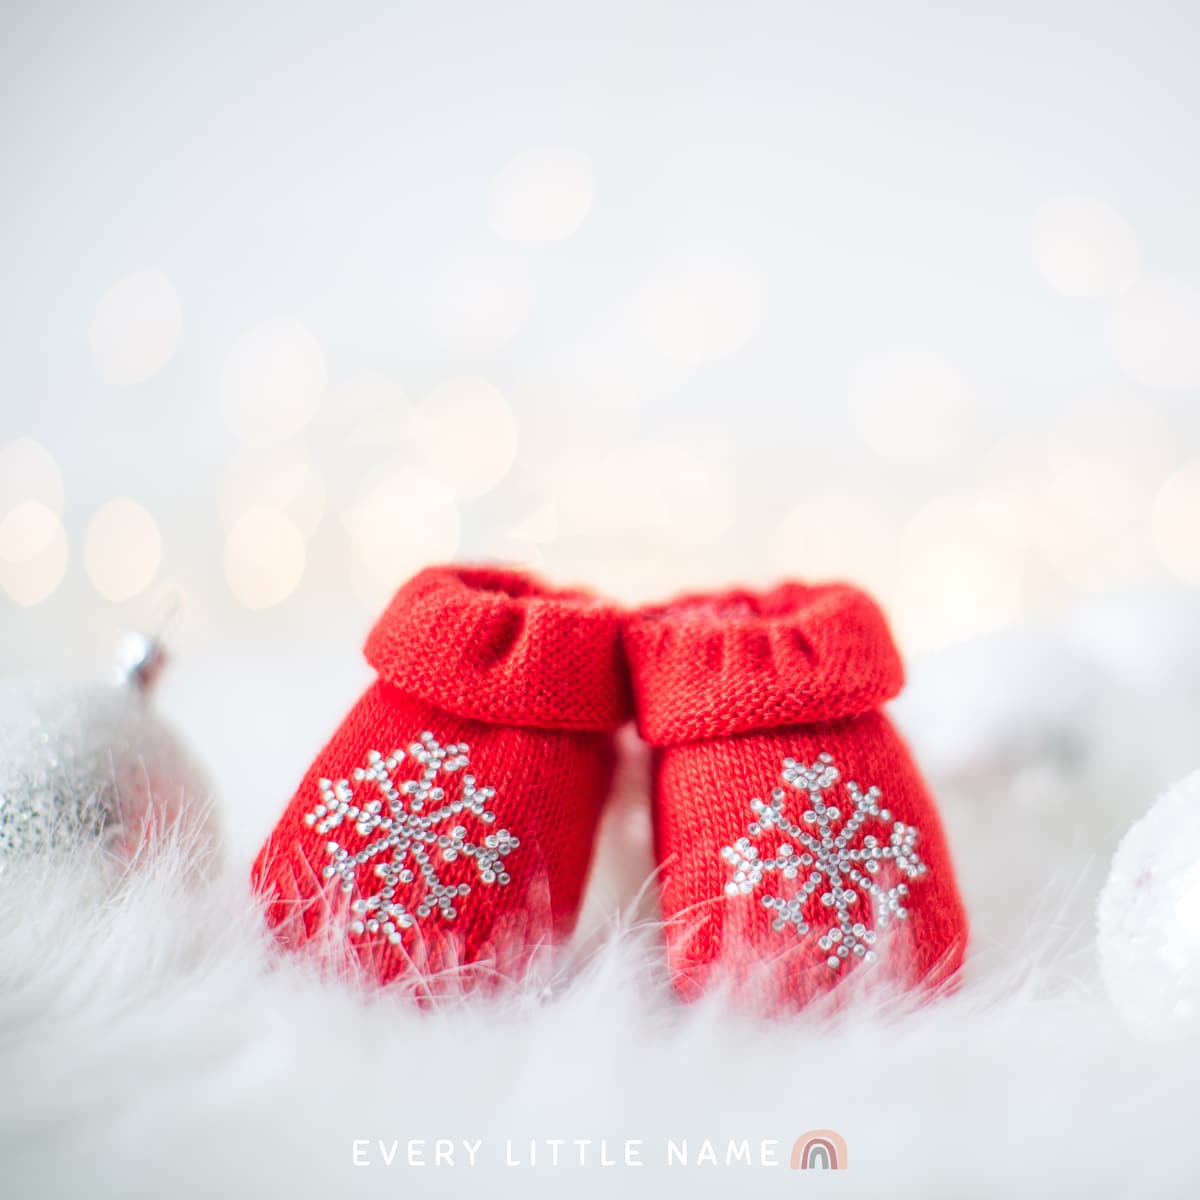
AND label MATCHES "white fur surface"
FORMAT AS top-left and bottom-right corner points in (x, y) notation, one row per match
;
(4, 587), (1200, 1199)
